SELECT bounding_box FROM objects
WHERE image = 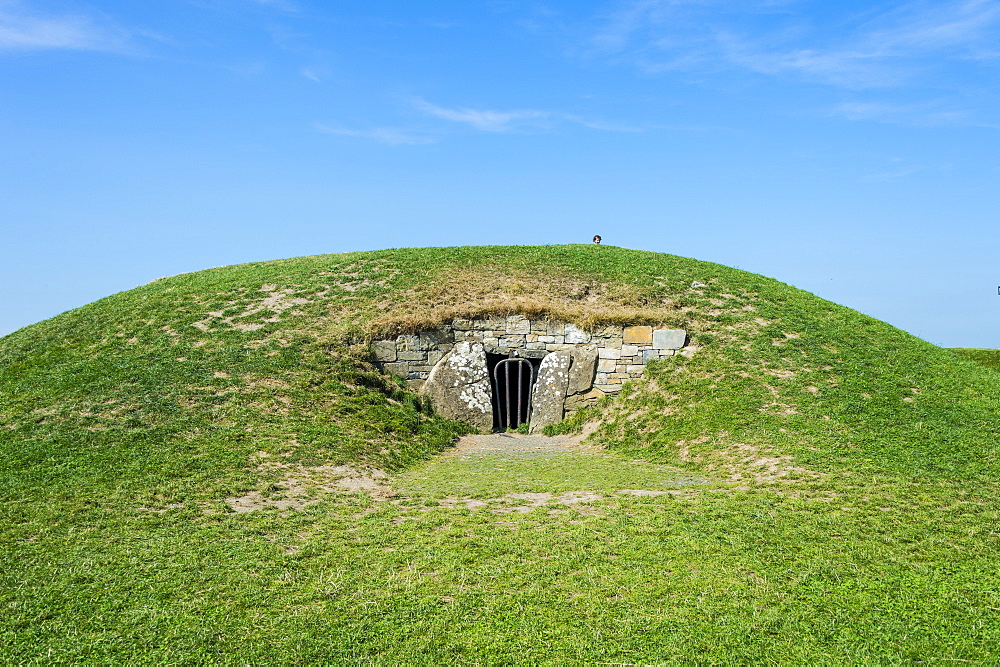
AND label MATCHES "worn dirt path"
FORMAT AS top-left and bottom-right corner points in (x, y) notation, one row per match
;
(443, 432), (601, 458)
